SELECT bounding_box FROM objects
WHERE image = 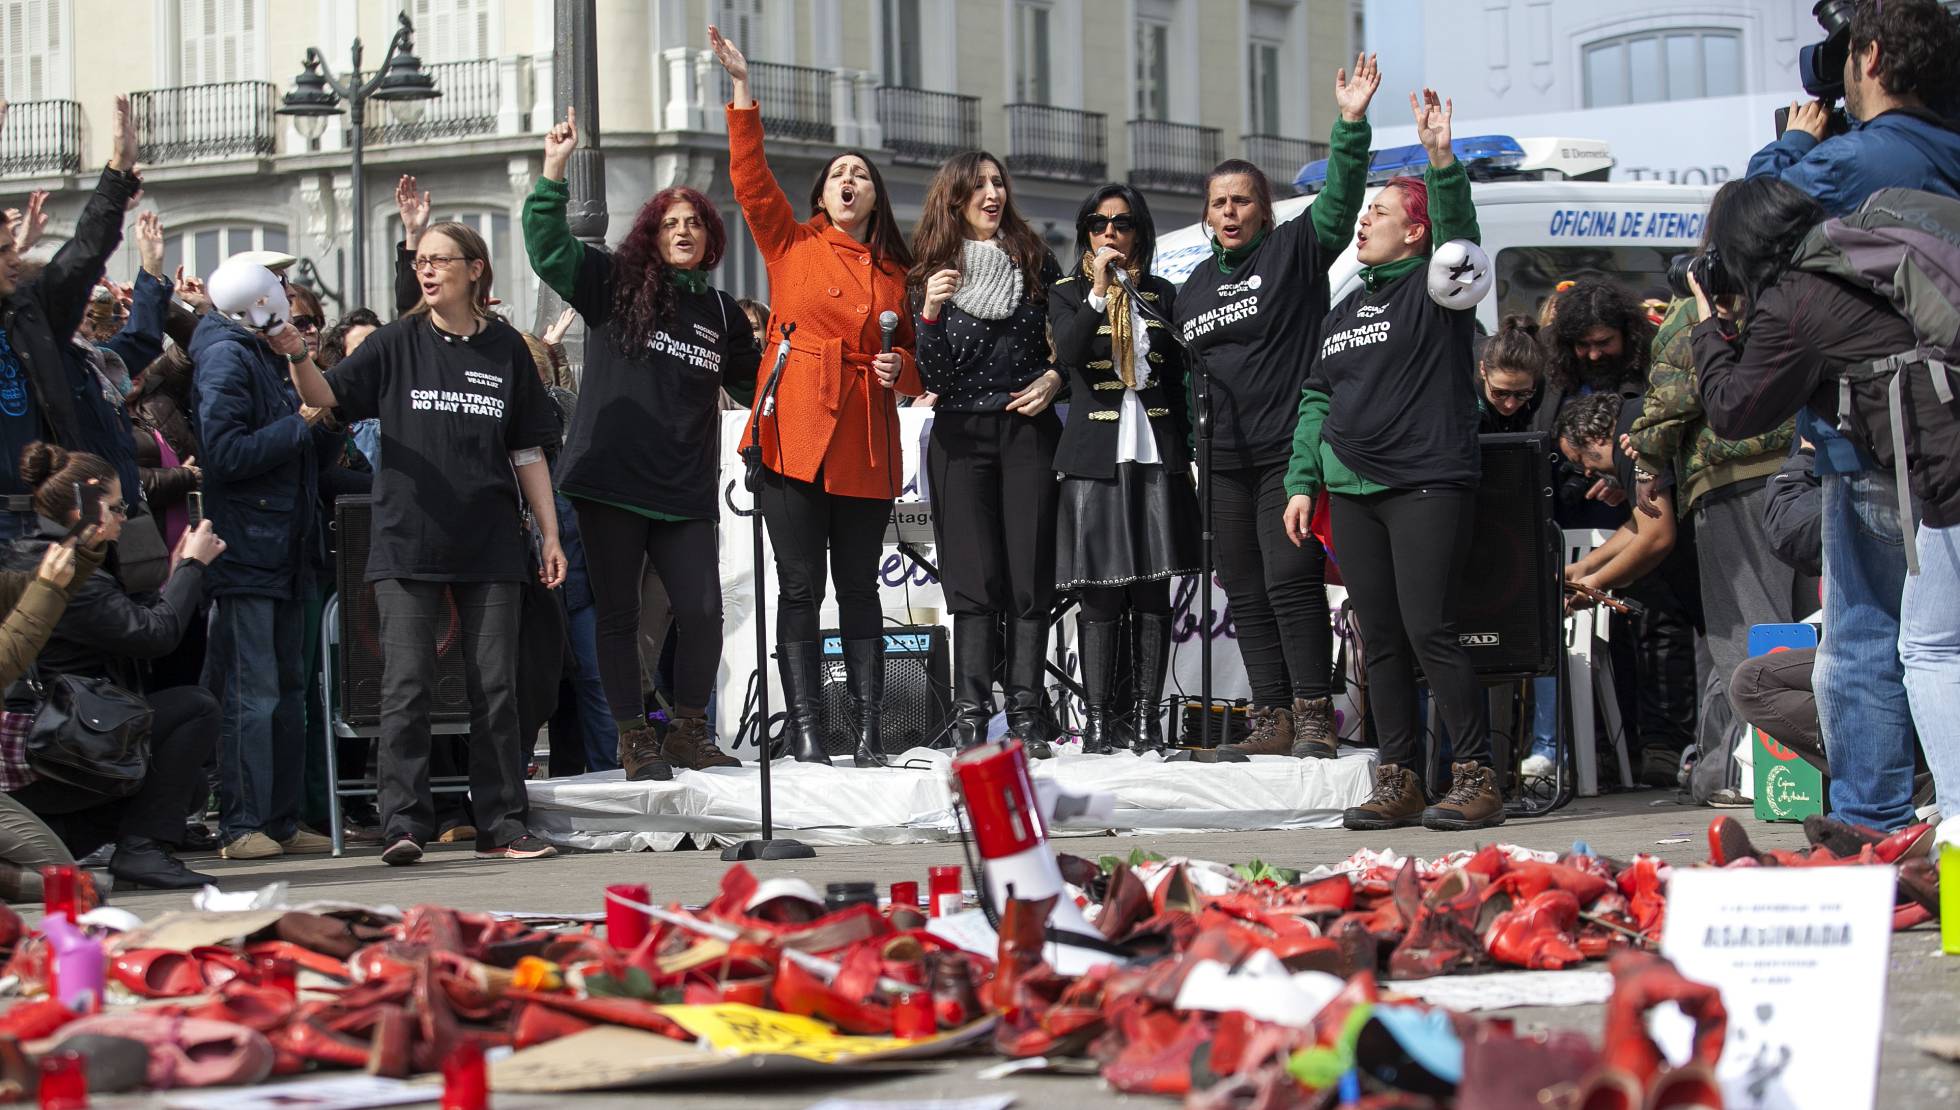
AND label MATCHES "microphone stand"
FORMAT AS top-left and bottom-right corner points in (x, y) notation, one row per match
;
(723, 322), (816, 862)
(1120, 272), (1220, 751)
